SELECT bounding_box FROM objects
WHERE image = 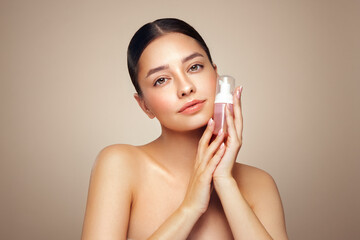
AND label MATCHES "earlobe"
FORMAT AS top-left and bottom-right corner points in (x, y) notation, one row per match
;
(134, 93), (155, 119)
